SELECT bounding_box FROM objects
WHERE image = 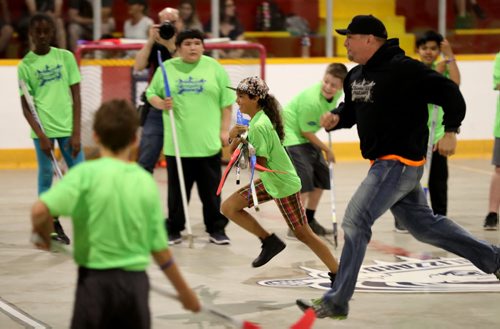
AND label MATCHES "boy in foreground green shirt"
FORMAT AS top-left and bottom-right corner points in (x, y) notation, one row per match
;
(31, 99), (199, 328)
